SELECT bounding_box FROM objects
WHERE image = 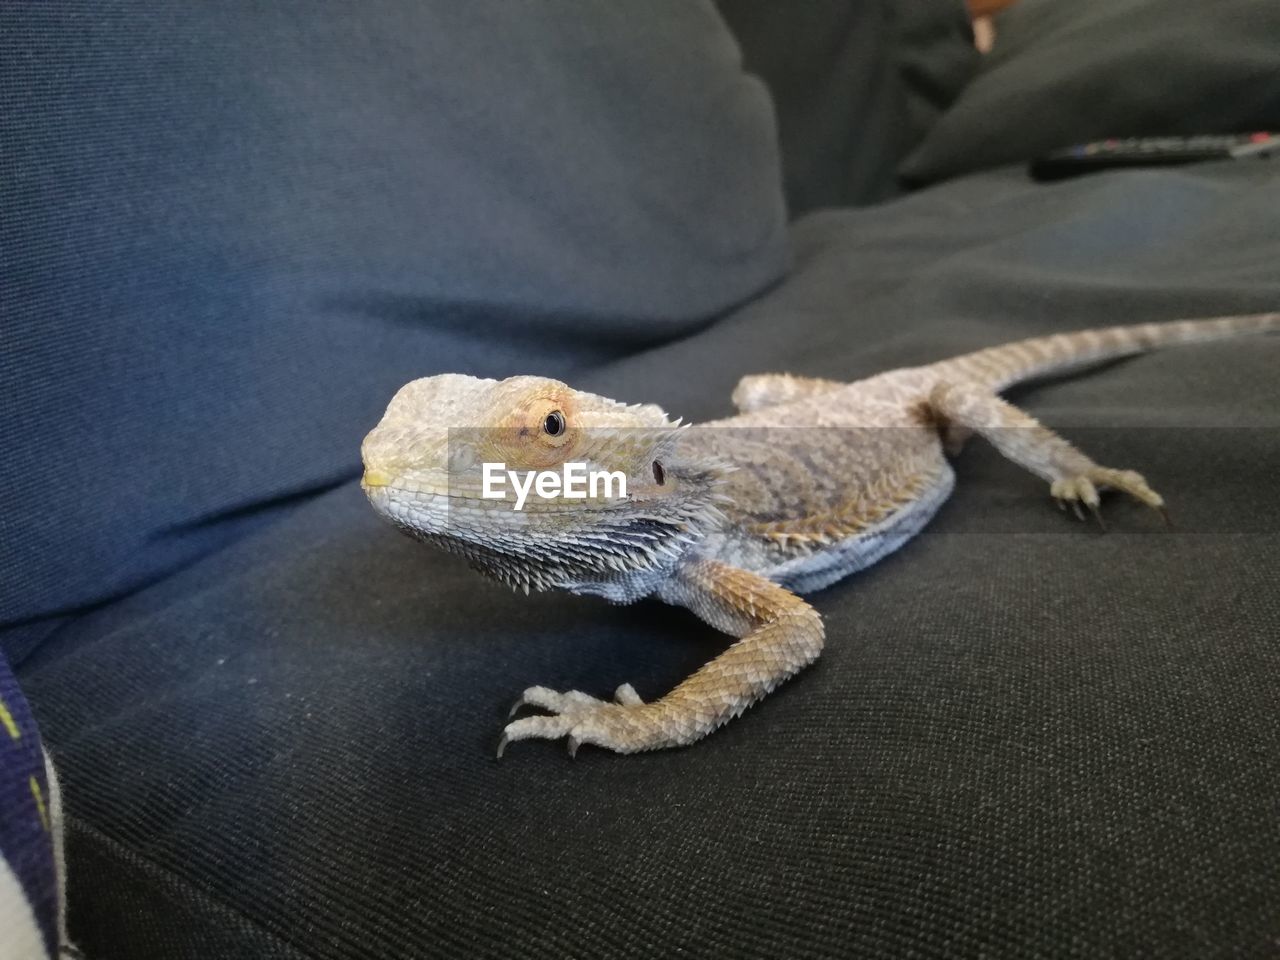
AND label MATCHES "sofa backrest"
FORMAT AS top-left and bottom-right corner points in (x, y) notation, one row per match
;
(0, 1), (788, 645)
